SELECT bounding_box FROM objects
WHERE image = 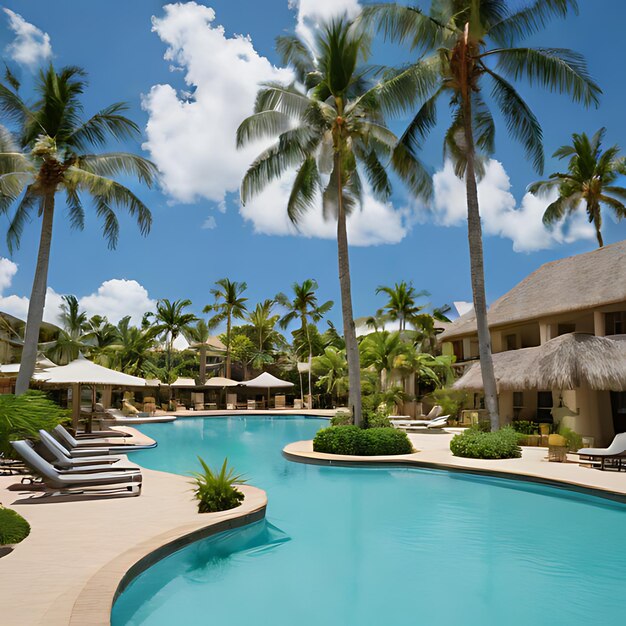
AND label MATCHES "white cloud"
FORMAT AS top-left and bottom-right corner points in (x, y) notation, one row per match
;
(430, 159), (596, 252)
(143, 2), (293, 204)
(289, 0), (361, 49)
(3, 9), (52, 68)
(144, 1), (410, 247)
(79, 279), (155, 325)
(202, 215), (217, 230)
(0, 259), (155, 327)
